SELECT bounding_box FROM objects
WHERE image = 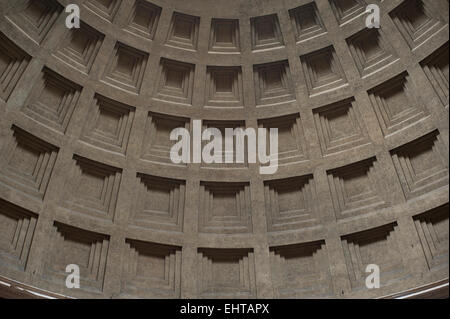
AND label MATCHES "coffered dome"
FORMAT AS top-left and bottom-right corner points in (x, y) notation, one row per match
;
(0, 0), (448, 298)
